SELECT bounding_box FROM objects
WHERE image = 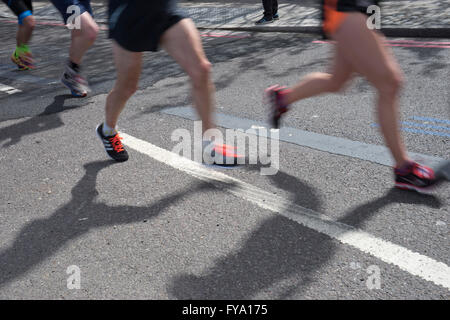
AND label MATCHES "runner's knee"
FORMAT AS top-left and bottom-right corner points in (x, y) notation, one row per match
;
(123, 84), (138, 98)
(375, 70), (403, 97)
(23, 16), (35, 30)
(116, 81), (139, 99)
(313, 73), (346, 93)
(189, 59), (212, 87)
(328, 77), (347, 93)
(82, 23), (99, 44)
